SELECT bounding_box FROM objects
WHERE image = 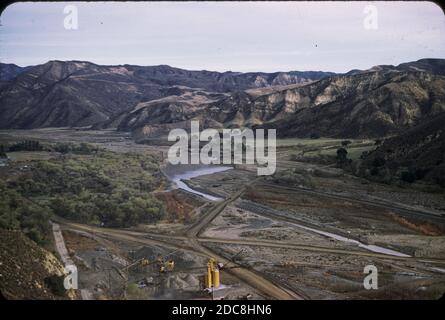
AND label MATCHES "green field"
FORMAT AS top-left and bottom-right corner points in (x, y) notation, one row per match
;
(276, 138), (376, 161)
